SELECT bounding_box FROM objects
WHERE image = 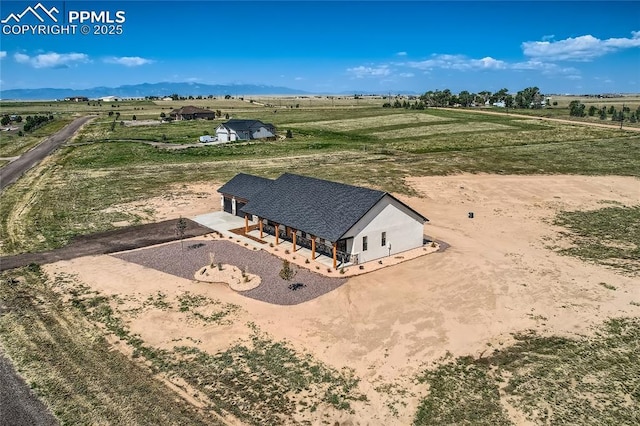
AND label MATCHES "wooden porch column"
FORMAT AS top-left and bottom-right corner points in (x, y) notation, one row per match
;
(310, 235), (316, 260)
(275, 224), (279, 245)
(244, 213), (249, 233)
(259, 218), (263, 238)
(292, 230), (297, 252)
(332, 242), (337, 269)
